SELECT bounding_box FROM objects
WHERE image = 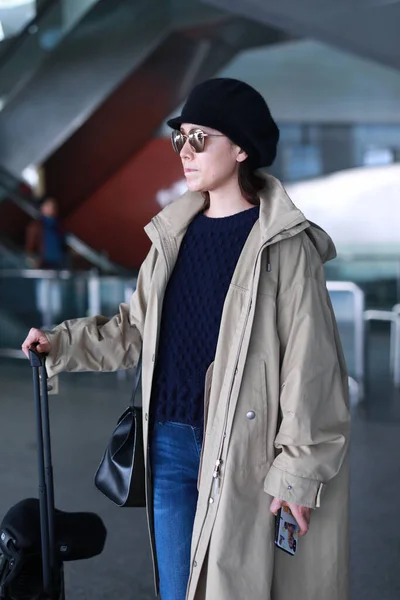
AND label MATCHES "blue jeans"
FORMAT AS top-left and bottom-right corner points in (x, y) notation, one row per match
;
(150, 421), (203, 600)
